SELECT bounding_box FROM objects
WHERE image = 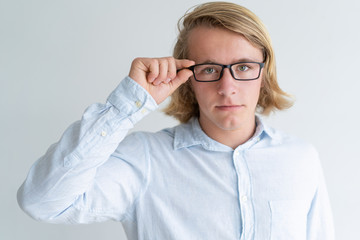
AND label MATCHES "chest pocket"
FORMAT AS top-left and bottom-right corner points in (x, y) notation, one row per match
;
(269, 200), (309, 240)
